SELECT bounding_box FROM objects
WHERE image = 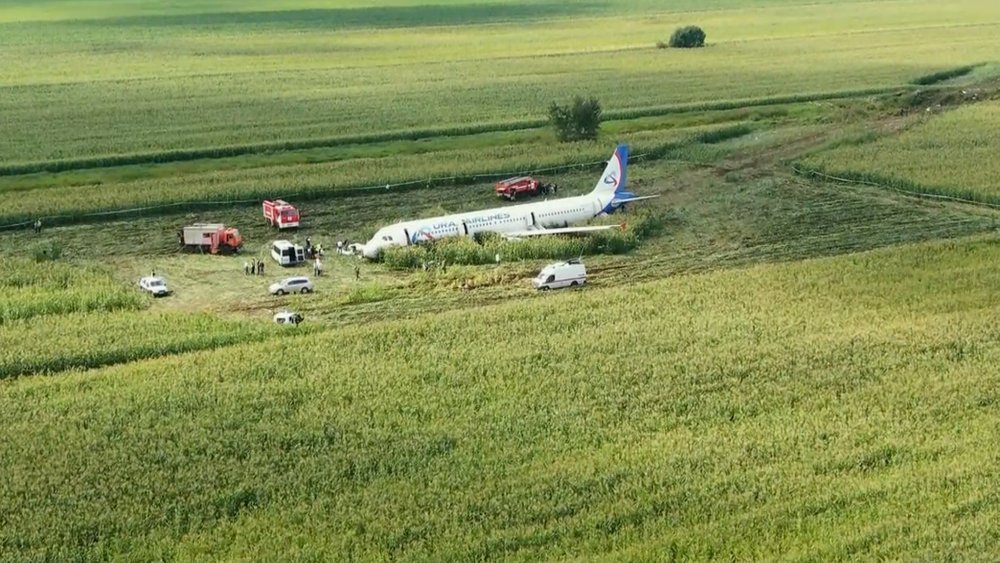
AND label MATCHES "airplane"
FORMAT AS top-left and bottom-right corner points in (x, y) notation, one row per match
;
(359, 144), (657, 259)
